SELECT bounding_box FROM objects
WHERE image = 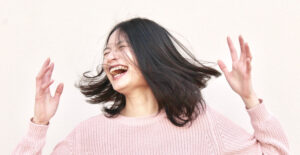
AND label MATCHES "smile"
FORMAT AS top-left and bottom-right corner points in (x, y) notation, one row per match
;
(113, 70), (127, 80)
(109, 65), (128, 80)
